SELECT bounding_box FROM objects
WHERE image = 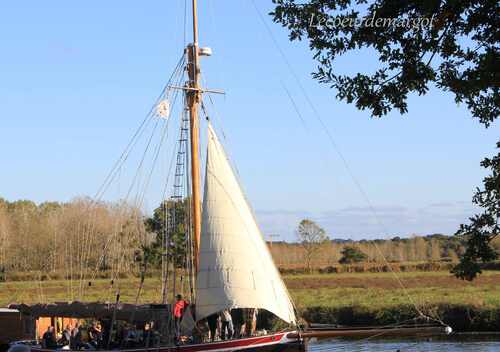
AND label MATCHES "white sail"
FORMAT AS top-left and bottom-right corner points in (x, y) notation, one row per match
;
(195, 124), (296, 324)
